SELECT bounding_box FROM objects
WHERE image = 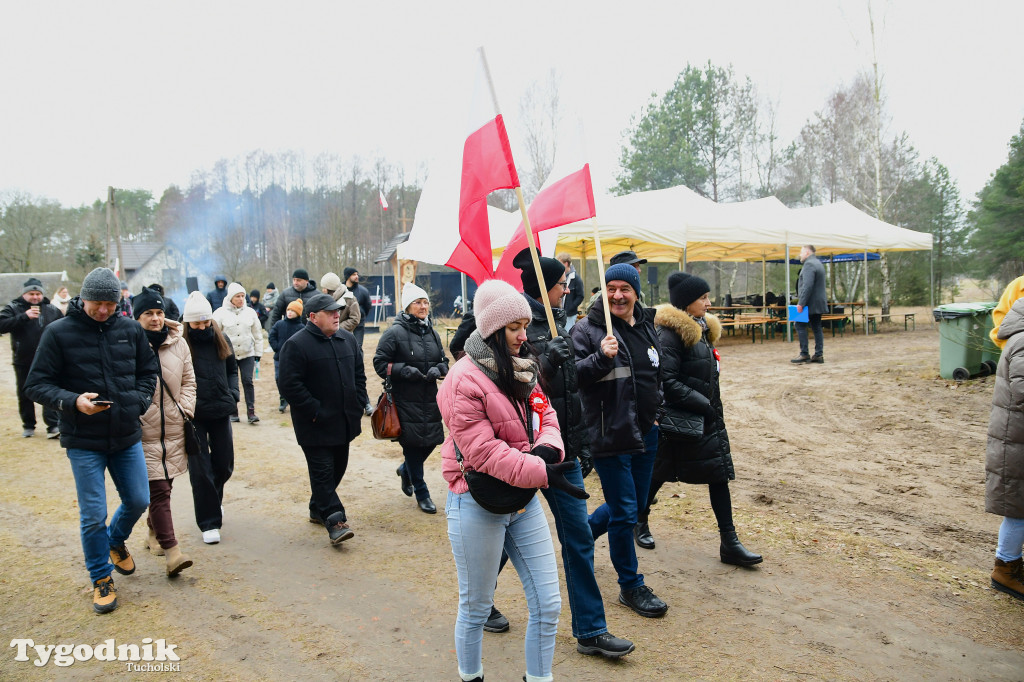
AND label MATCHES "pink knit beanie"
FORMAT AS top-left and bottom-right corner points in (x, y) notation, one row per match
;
(473, 279), (531, 339)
